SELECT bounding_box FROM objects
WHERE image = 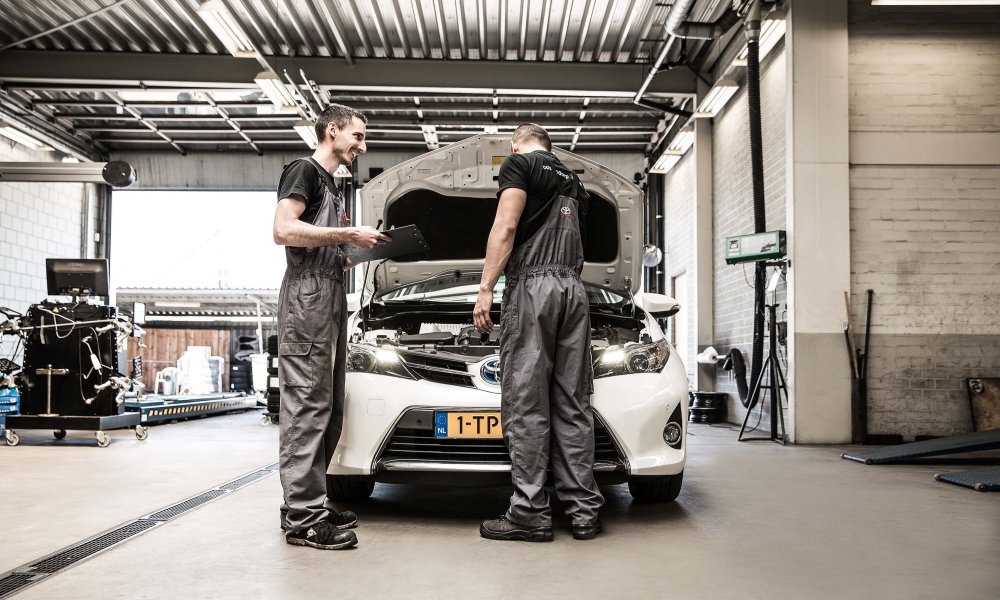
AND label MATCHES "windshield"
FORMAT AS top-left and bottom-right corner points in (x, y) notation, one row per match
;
(378, 271), (628, 306)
